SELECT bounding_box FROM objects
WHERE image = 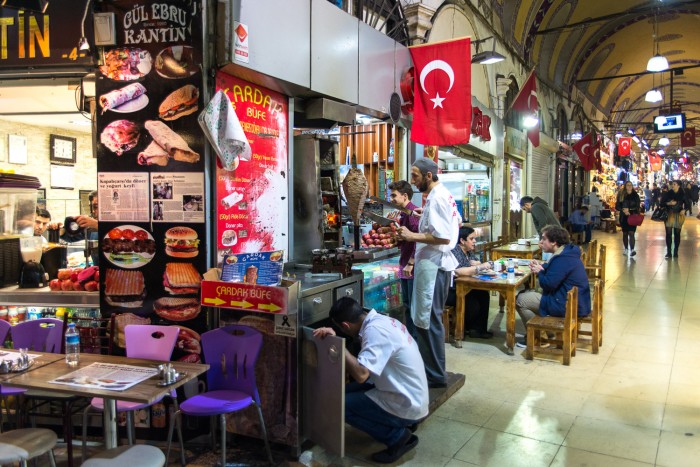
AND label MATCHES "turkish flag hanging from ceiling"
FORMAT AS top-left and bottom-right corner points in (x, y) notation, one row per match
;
(681, 127), (696, 147)
(618, 137), (632, 156)
(510, 70), (539, 147)
(592, 140), (603, 172)
(409, 38), (472, 146)
(572, 132), (594, 170)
